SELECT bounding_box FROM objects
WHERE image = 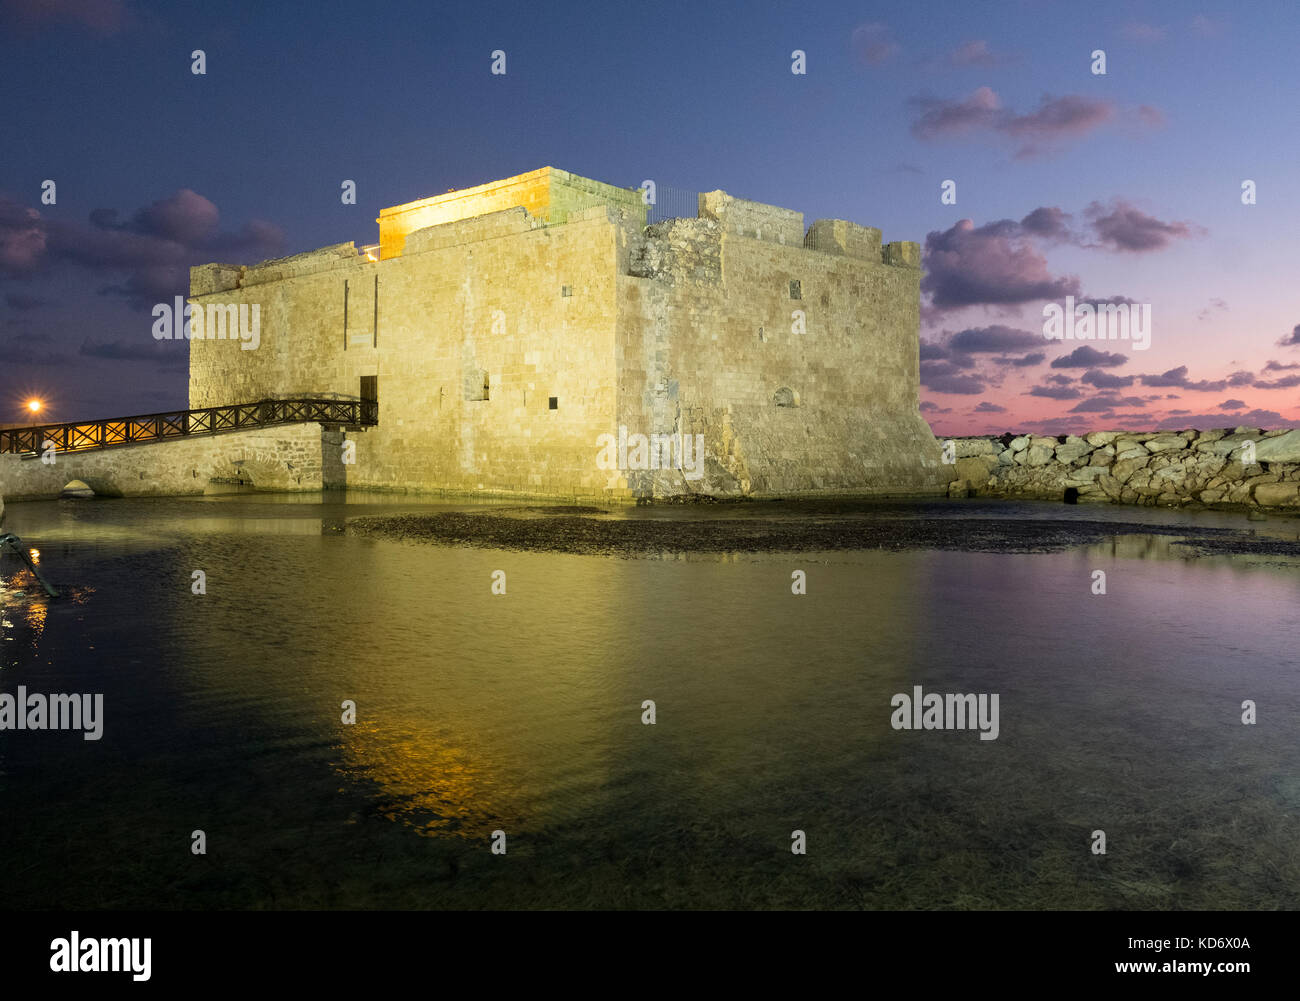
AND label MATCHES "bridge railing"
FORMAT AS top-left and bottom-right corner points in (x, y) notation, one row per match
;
(0, 398), (378, 456)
